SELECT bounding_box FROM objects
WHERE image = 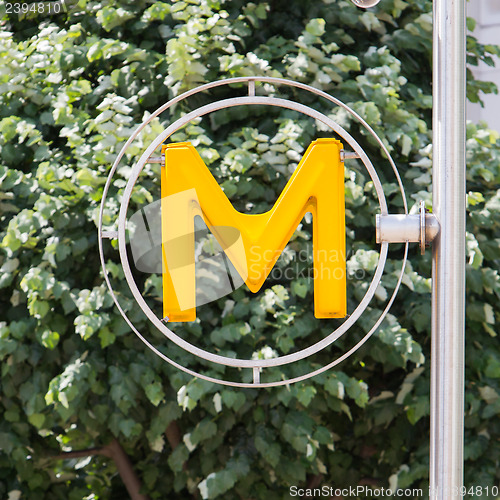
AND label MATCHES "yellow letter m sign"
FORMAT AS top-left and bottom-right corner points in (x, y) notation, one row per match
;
(160, 138), (346, 322)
